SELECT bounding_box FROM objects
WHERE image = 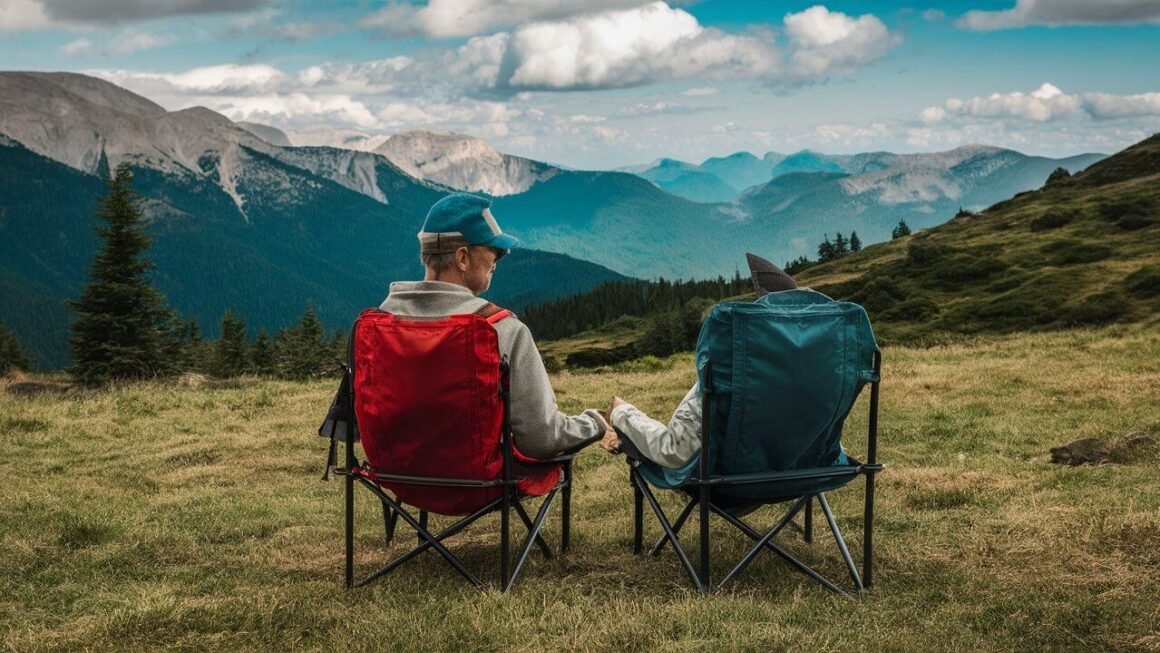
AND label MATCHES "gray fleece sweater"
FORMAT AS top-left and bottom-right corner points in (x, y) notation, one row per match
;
(380, 280), (606, 459)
